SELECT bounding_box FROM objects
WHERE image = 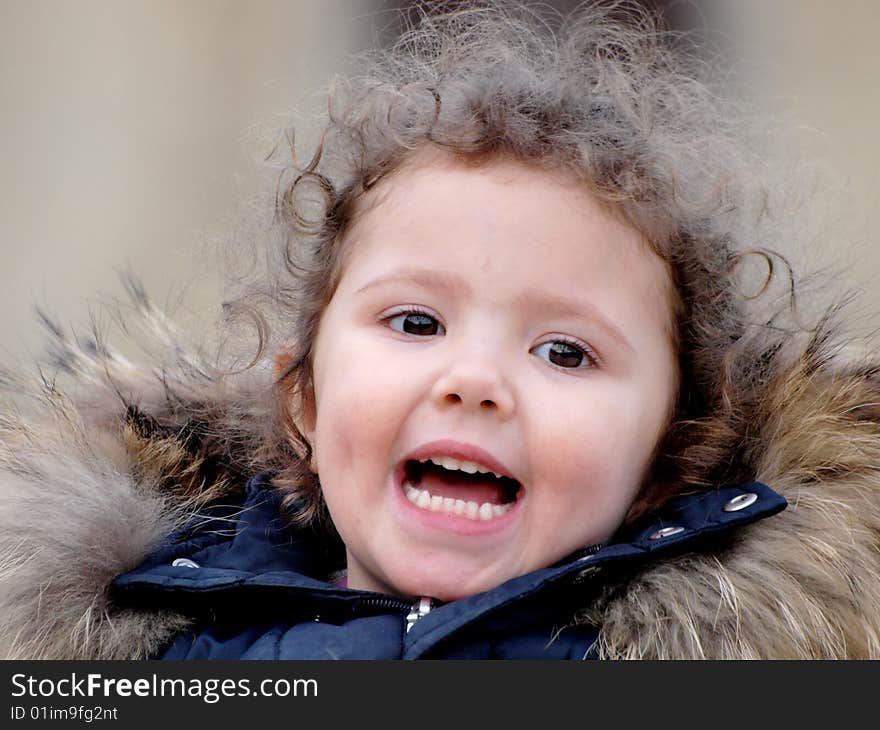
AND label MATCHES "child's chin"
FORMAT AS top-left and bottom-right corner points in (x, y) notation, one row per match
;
(393, 569), (508, 602)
